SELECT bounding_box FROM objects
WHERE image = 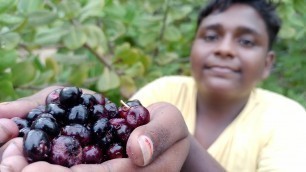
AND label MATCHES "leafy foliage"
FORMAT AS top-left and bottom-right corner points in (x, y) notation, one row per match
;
(0, 0), (305, 106)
